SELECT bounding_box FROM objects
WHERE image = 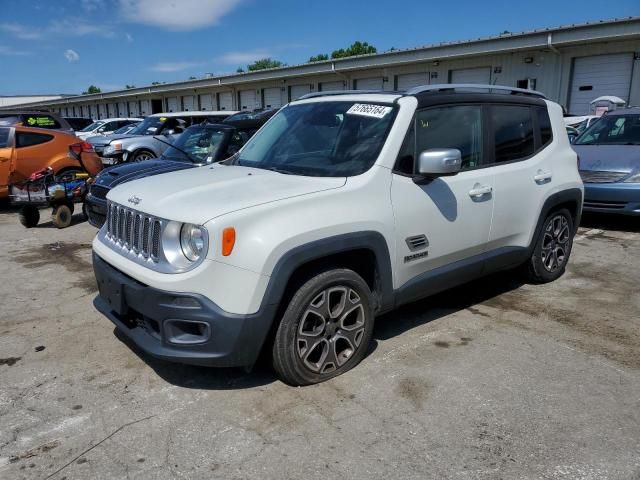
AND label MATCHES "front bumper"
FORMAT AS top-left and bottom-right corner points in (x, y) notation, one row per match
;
(583, 182), (640, 216)
(93, 253), (277, 368)
(85, 192), (107, 228)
